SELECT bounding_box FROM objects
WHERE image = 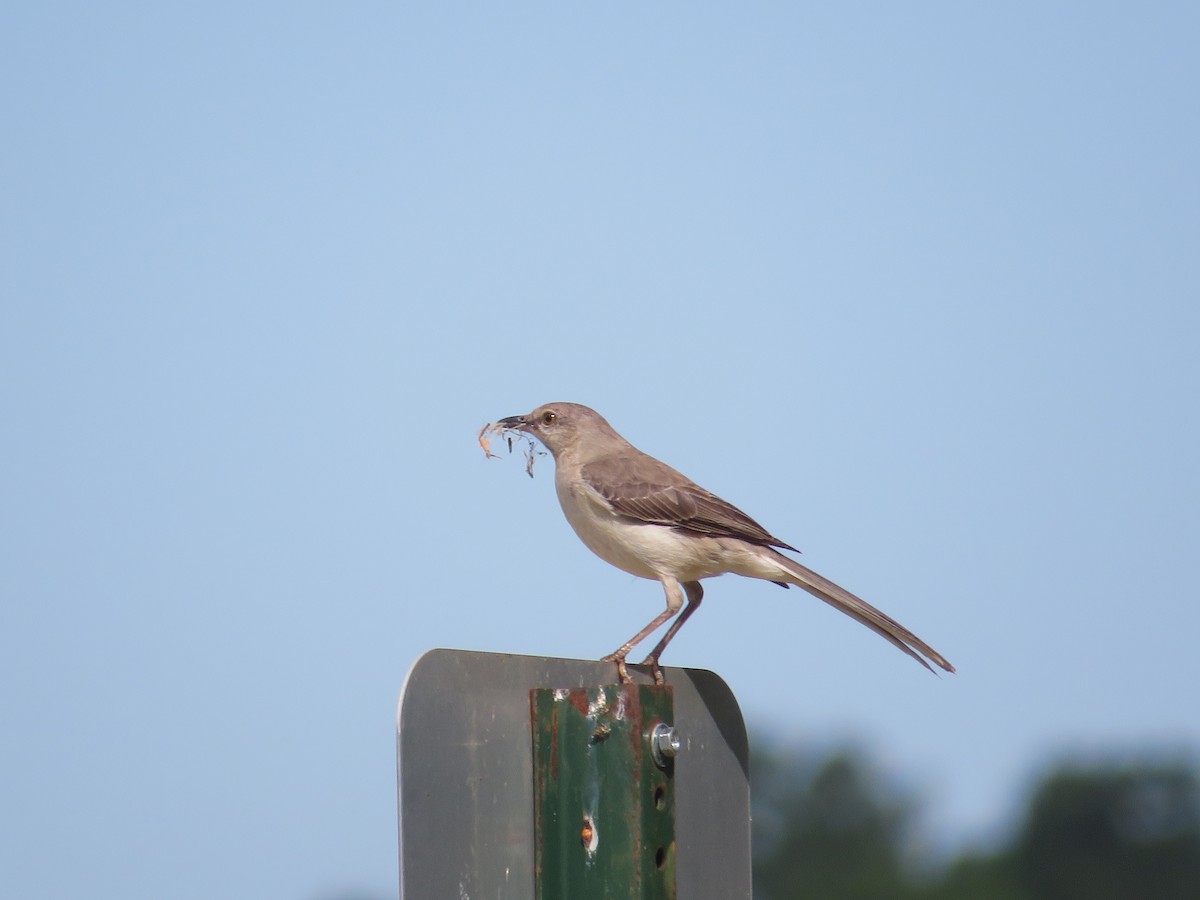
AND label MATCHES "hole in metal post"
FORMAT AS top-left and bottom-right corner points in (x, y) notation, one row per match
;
(580, 816), (598, 853)
(654, 784), (665, 810)
(655, 846), (666, 869)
